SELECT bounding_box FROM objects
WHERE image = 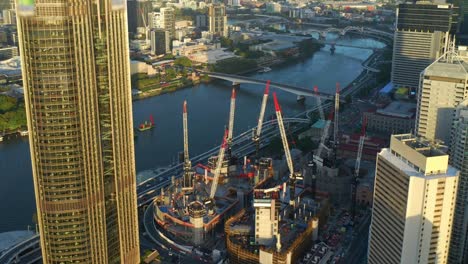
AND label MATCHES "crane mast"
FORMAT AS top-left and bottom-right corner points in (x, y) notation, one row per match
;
(315, 110), (334, 162)
(210, 129), (229, 199)
(182, 101), (193, 190)
(333, 83), (340, 147)
(352, 117), (367, 220)
(253, 81), (270, 155)
(228, 88), (236, 143)
(314, 86), (325, 121)
(354, 117), (367, 179)
(273, 93), (300, 207)
(183, 101), (190, 164)
(226, 88), (236, 162)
